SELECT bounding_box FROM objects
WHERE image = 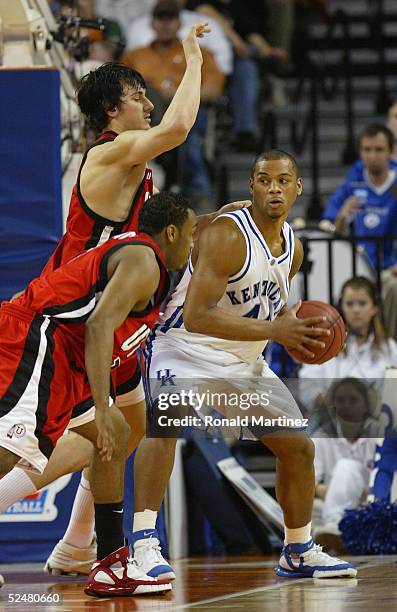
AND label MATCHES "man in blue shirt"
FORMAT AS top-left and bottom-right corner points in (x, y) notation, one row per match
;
(322, 124), (397, 340)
